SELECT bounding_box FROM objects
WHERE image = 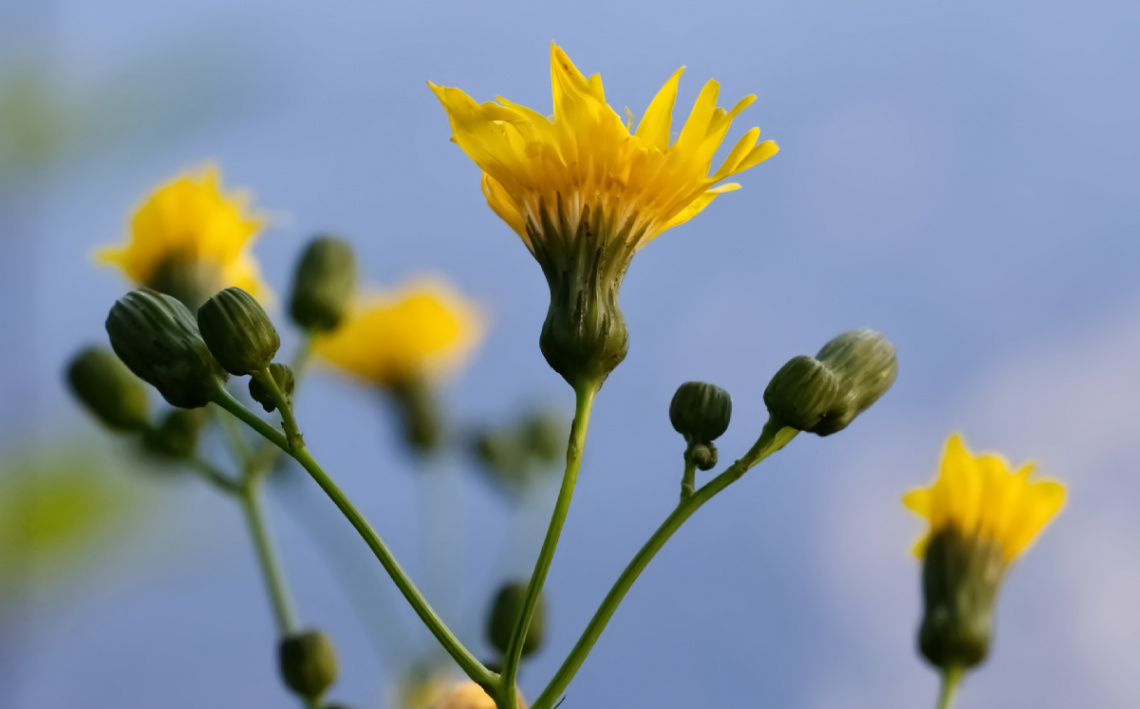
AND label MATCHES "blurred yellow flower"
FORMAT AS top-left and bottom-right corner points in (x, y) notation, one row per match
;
(427, 682), (523, 709)
(903, 434), (1066, 563)
(313, 277), (482, 388)
(98, 164), (267, 306)
(429, 42), (777, 254)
